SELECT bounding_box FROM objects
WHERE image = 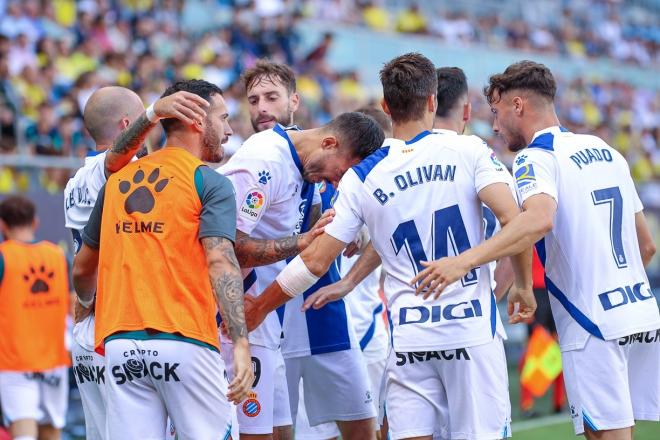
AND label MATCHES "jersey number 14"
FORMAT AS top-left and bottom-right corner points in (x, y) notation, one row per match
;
(390, 204), (479, 287)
